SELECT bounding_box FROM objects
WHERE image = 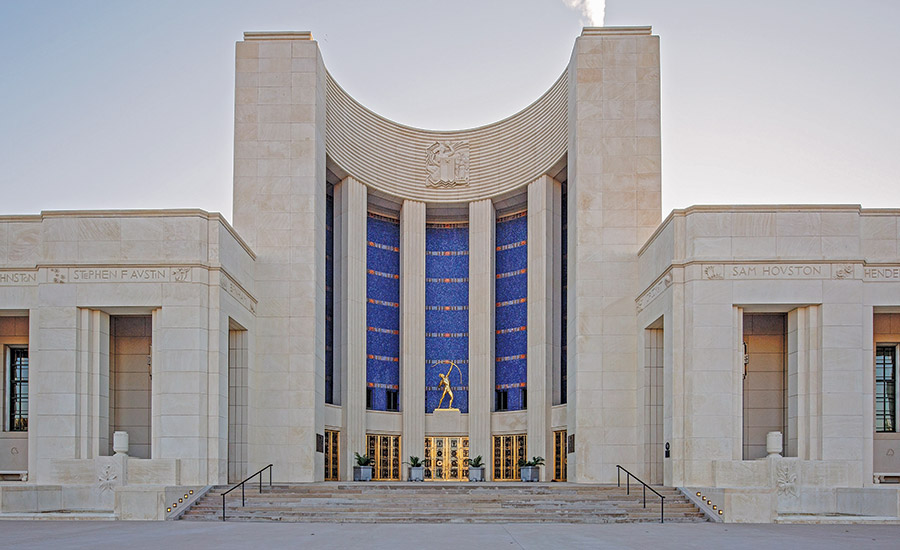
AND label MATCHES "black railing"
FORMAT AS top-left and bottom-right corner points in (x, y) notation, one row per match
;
(221, 464), (273, 521)
(616, 464), (665, 523)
